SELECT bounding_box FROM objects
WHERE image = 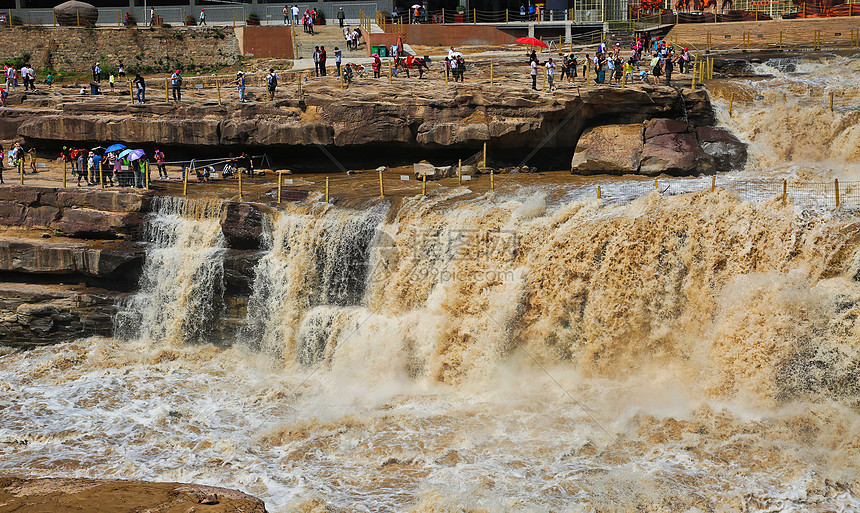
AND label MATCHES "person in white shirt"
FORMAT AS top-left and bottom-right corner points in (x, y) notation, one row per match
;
(529, 57), (538, 90)
(292, 5), (299, 25)
(334, 47), (342, 77)
(545, 58), (555, 91)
